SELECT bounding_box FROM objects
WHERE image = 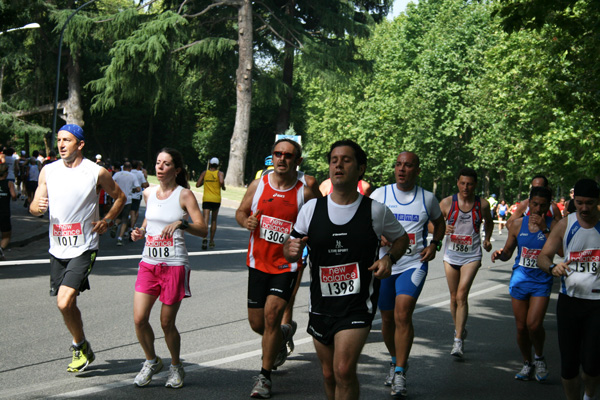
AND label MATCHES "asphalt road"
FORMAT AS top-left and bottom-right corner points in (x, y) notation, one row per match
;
(0, 207), (566, 399)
